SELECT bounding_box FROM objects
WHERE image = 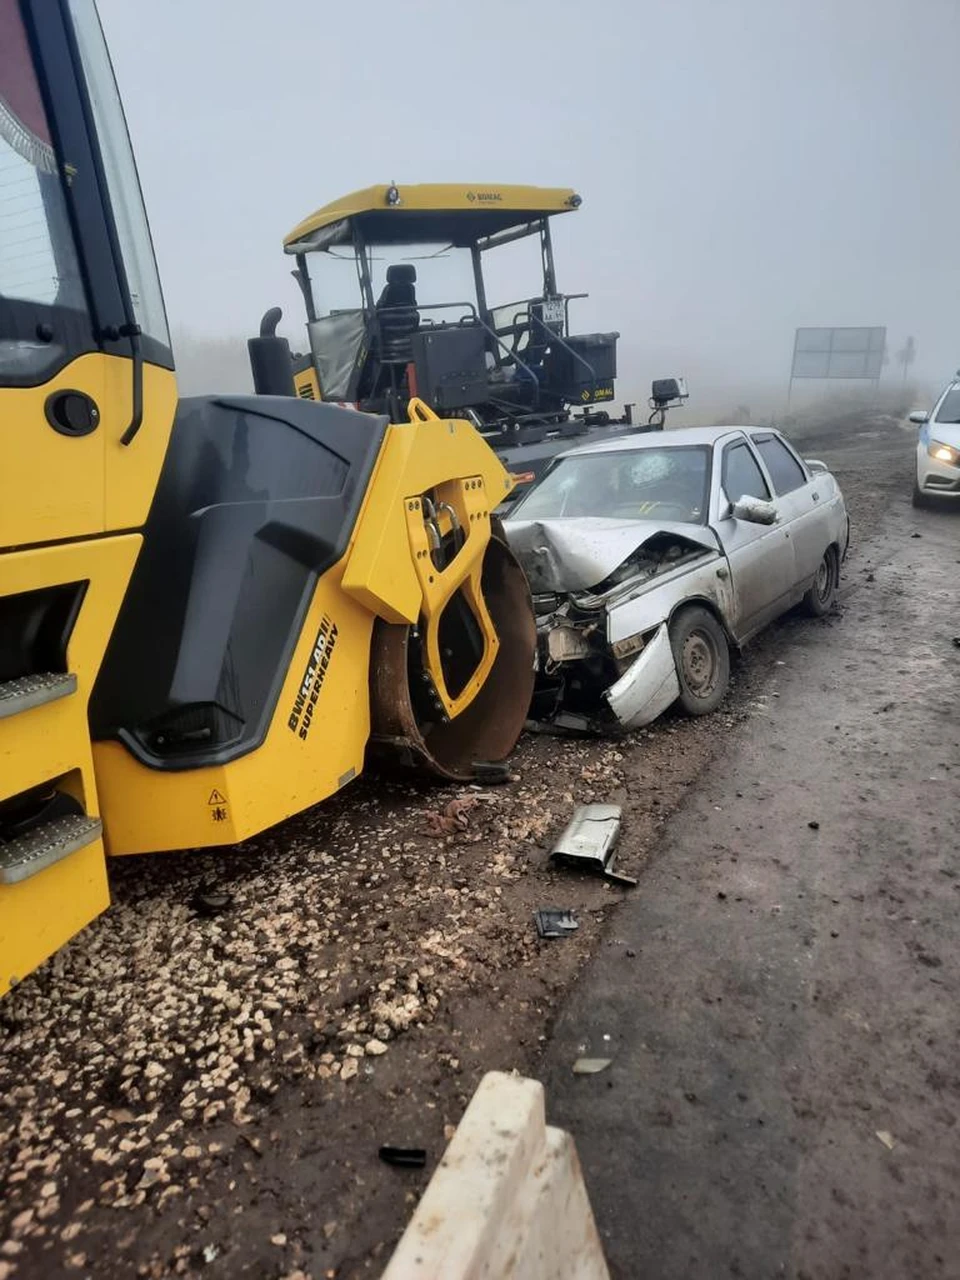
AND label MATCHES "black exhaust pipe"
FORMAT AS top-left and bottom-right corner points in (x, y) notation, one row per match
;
(248, 307), (295, 396)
